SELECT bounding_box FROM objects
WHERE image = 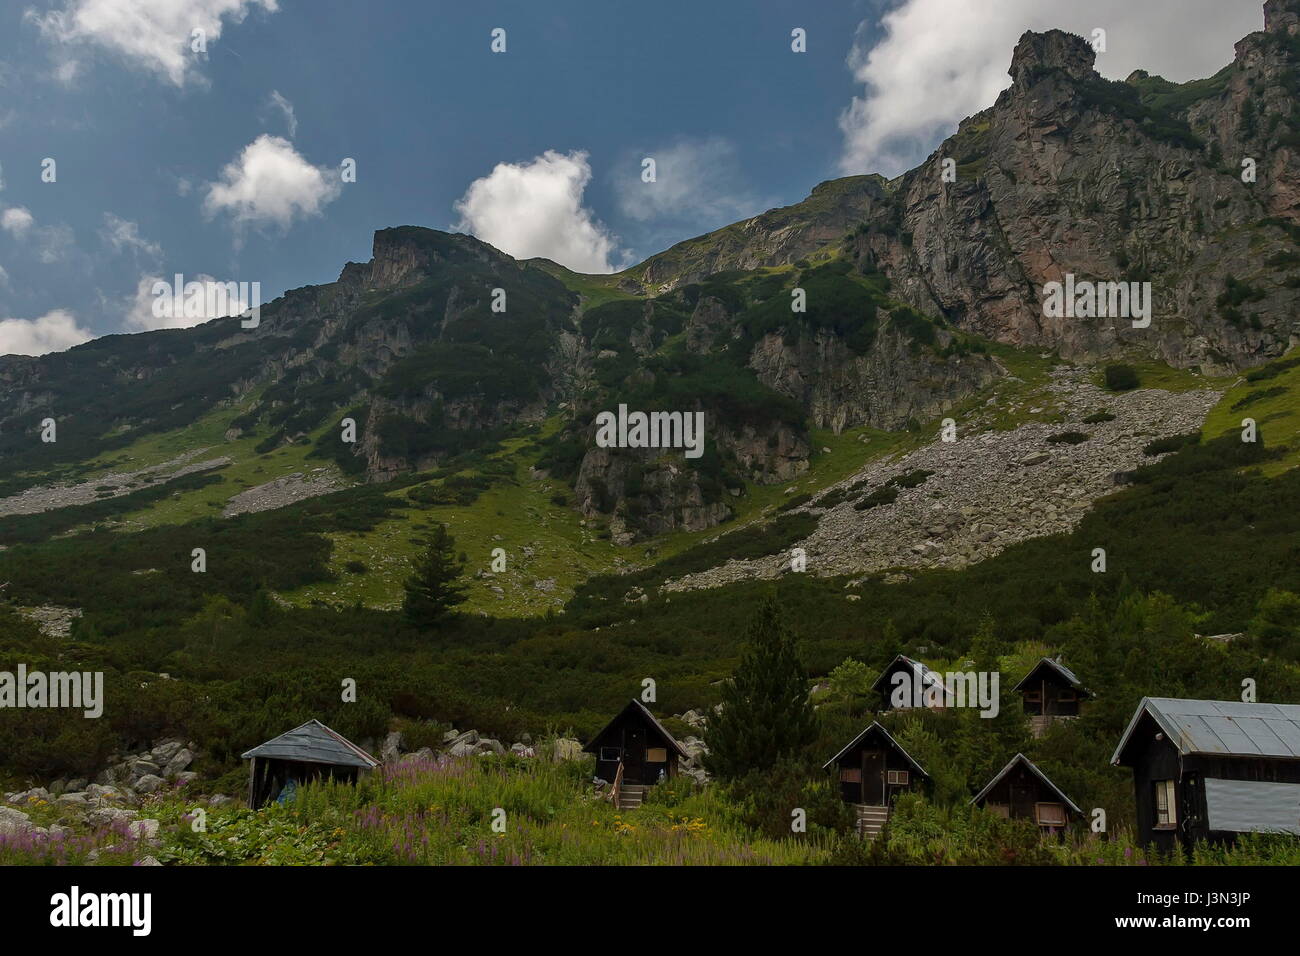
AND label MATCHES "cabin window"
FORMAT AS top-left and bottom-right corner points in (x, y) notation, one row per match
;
(1058, 690), (1078, 703)
(840, 768), (862, 783)
(1154, 779), (1177, 827)
(886, 770), (910, 786)
(646, 747), (667, 762)
(599, 747), (622, 762)
(1035, 802), (1066, 827)
(1024, 691), (1042, 703)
